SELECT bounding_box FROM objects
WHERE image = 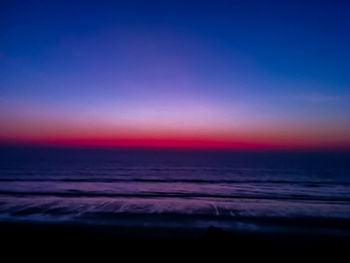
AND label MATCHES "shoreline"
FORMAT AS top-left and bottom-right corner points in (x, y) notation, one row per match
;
(1, 221), (349, 251)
